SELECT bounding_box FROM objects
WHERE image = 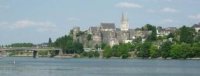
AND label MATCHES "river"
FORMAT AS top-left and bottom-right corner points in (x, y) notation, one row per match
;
(0, 57), (200, 76)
